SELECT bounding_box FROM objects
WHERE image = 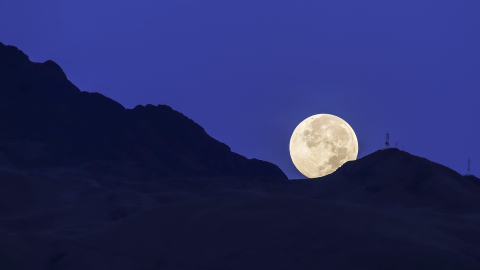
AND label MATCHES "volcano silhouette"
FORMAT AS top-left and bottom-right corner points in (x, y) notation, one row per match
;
(0, 42), (480, 270)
